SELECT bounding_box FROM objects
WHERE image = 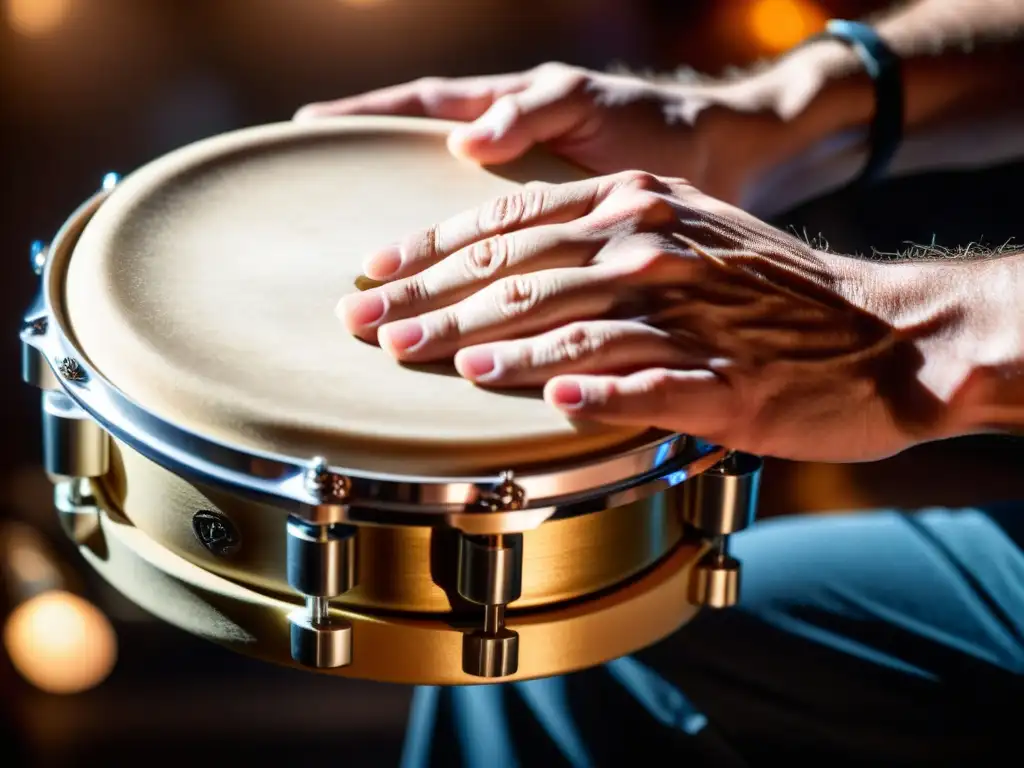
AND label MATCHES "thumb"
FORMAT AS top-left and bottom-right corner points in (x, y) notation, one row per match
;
(447, 76), (591, 165)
